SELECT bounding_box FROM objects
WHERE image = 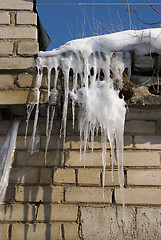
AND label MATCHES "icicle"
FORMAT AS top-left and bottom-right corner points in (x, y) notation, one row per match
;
(45, 66), (59, 162)
(25, 103), (35, 145)
(30, 103), (40, 154)
(71, 71), (78, 129)
(60, 68), (70, 147)
(79, 117), (83, 162)
(28, 129), (40, 153)
(45, 106), (55, 163)
(90, 123), (95, 152)
(46, 105), (50, 137)
(46, 68), (52, 140)
(108, 128), (115, 182)
(47, 68), (52, 99)
(115, 116), (125, 206)
(35, 31), (137, 211)
(29, 68), (43, 154)
(101, 127), (107, 198)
